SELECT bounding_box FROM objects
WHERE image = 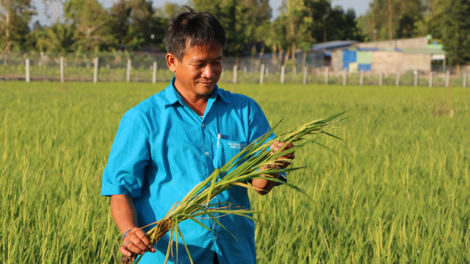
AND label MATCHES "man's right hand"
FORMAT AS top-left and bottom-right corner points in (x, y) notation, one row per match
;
(110, 194), (156, 257)
(120, 227), (156, 257)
